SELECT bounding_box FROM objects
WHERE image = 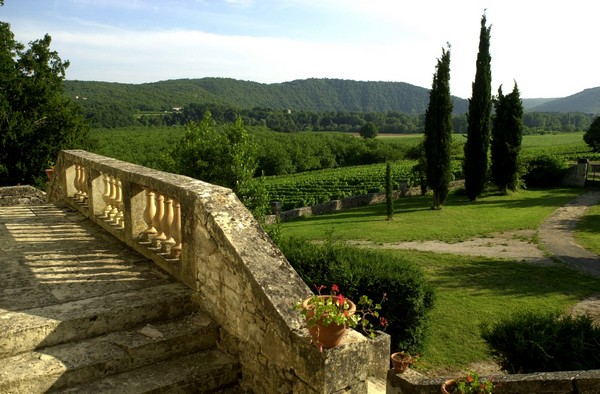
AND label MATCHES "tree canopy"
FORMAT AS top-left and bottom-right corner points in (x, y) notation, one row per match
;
(0, 15), (90, 186)
(583, 116), (600, 152)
